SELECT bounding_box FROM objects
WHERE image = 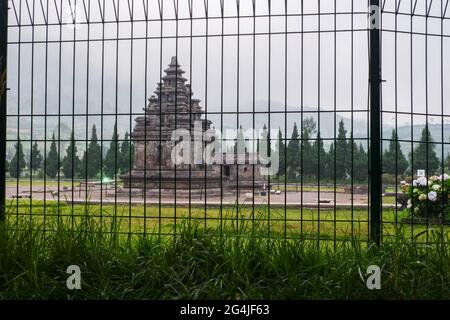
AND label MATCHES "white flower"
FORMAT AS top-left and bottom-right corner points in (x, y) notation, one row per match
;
(432, 184), (441, 191)
(413, 176), (428, 187)
(439, 174), (450, 181)
(430, 175), (440, 182)
(428, 191), (438, 202)
(407, 199), (412, 209)
(419, 193), (427, 201)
